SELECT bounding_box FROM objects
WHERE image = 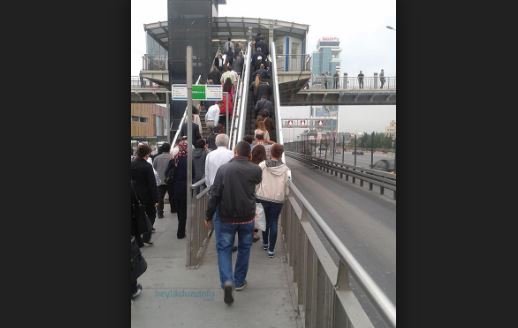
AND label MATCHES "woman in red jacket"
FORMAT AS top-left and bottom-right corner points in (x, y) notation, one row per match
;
(219, 78), (234, 130)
